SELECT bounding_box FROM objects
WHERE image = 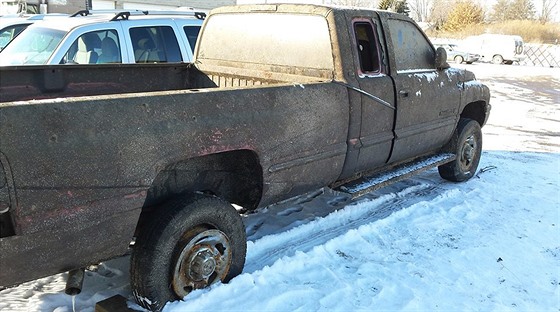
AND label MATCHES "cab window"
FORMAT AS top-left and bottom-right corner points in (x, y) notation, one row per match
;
(353, 21), (381, 75)
(387, 19), (434, 72)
